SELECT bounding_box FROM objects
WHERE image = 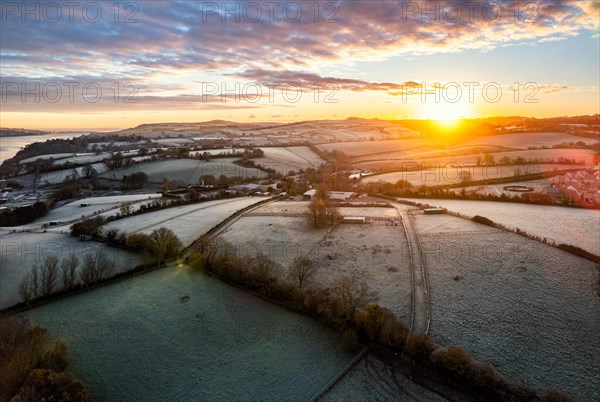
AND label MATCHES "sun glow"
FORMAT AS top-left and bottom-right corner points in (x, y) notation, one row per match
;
(418, 99), (474, 127)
